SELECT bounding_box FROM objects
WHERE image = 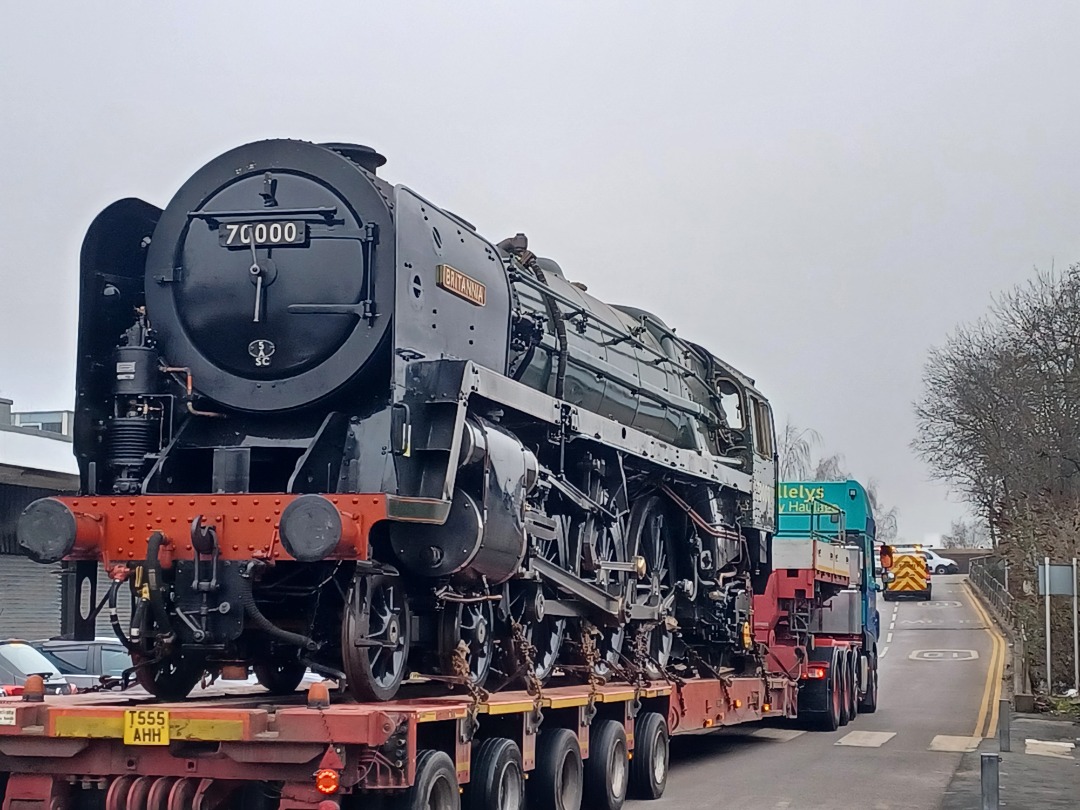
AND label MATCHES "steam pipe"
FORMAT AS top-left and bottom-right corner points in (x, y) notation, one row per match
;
(239, 573), (320, 652)
(145, 532), (176, 642)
